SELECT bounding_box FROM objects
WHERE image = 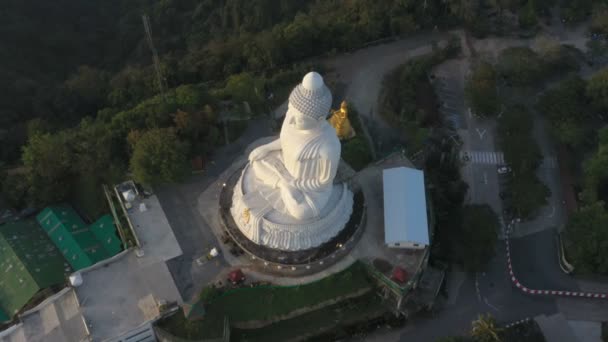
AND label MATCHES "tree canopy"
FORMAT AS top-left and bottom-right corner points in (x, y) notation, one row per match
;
(566, 202), (608, 275)
(536, 76), (591, 147)
(497, 47), (544, 86)
(587, 67), (608, 111)
(466, 62), (499, 117)
(497, 105), (550, 218)
(582, 127), (608, 203)
(130, 128), (190, 186)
